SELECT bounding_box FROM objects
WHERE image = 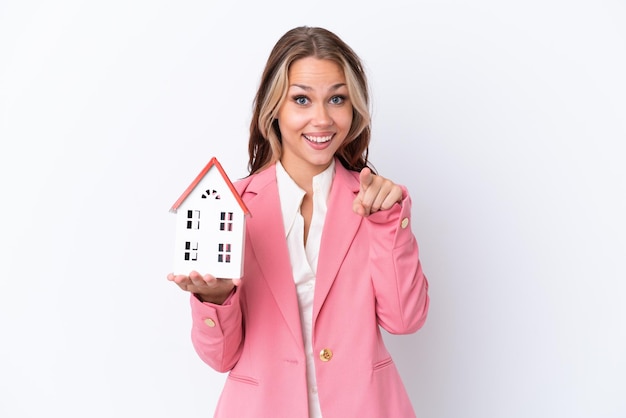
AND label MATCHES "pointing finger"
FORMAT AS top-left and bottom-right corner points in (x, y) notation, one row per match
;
(359, 167), (373, 190)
